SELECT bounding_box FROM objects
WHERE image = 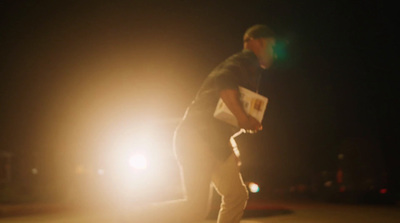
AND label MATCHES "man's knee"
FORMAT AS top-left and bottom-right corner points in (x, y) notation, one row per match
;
(223, 185), (249, 207)
(237, 186), (249, 204)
